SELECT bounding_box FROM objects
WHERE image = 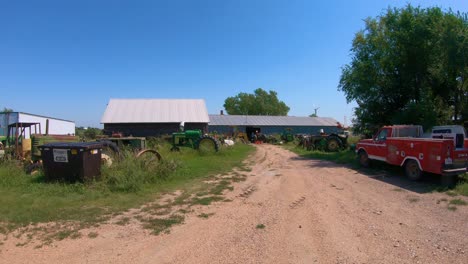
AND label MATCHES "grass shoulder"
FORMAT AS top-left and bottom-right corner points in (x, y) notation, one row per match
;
(0, 142), (255, 234)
